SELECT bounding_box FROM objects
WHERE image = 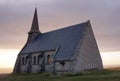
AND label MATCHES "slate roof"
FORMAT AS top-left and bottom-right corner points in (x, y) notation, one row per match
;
(20, 22), (88, 60)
